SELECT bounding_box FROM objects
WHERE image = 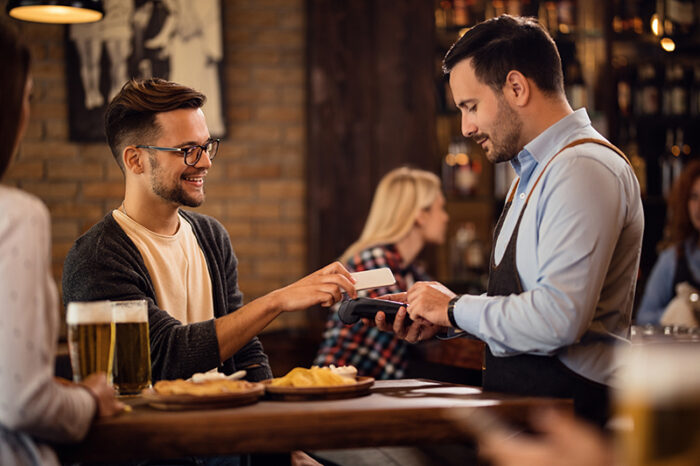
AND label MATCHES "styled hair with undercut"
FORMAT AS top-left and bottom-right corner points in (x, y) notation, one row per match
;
(104, 78), (206, 171)
(443, 15), (564, 96)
